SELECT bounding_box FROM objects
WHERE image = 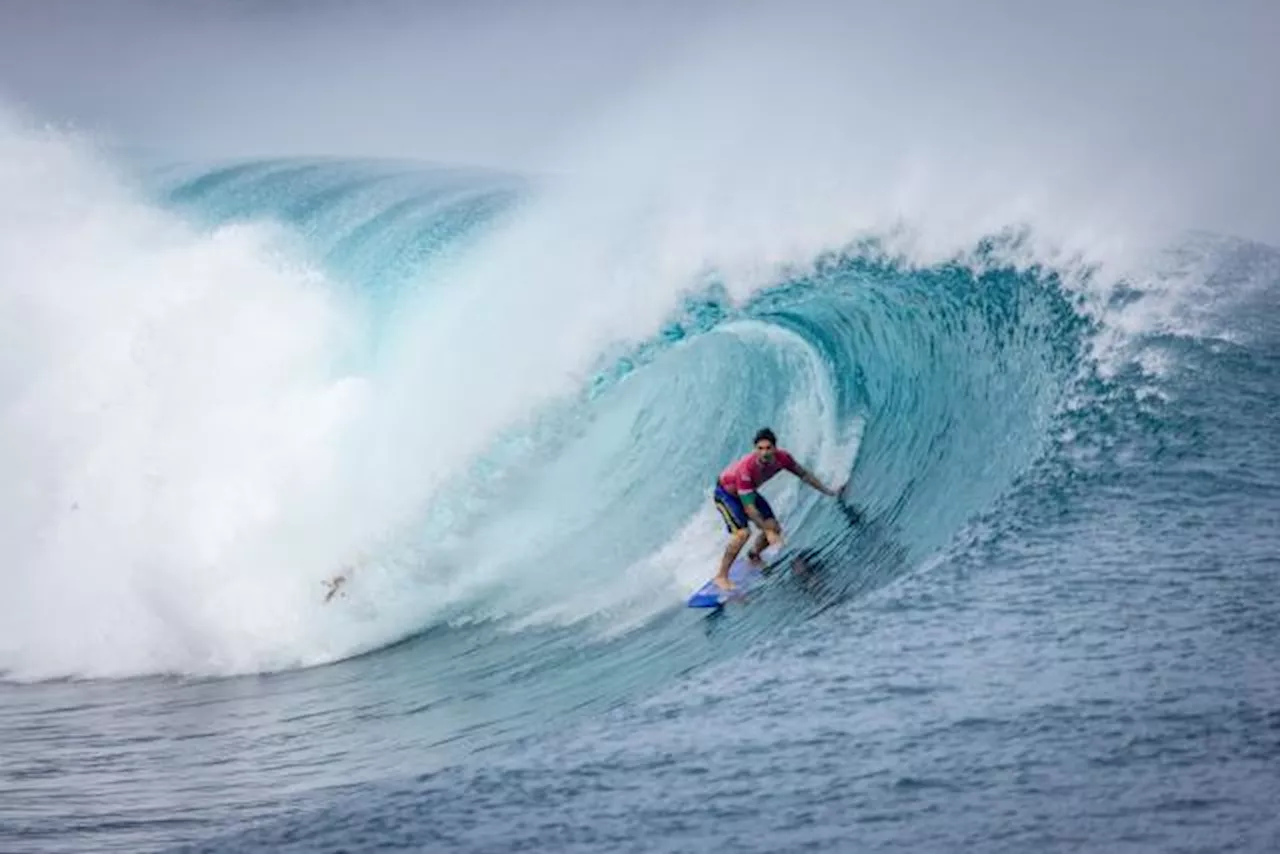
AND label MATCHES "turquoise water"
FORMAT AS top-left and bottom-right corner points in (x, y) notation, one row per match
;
(2, 155), (1277, 853)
